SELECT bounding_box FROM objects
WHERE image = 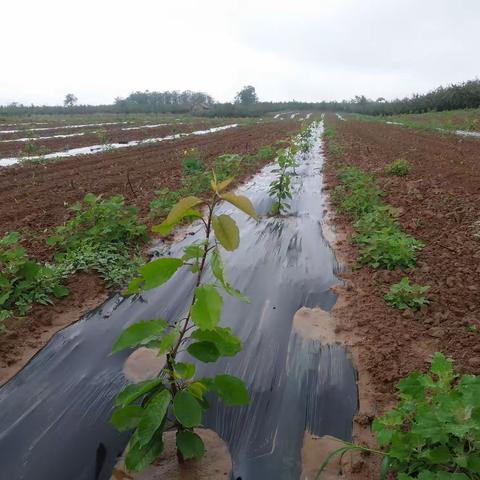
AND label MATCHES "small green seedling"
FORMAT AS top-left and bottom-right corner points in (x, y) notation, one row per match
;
(111, 172), (257, 471)
(384, 277), (430, 310)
